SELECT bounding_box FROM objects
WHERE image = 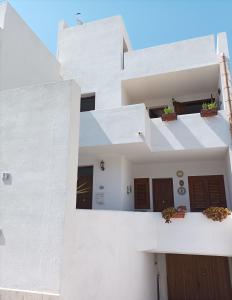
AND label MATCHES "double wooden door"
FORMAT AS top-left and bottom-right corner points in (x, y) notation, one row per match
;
(188, 175), (226, 211)
(76, 166), (93, 209)
(167, 254), (232, 300)
(134, 178), (174, 211)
